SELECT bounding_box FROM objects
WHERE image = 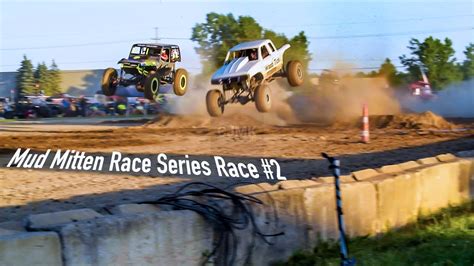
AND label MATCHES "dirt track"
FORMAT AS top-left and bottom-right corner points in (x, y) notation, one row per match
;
(0, 114), (473, 223)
